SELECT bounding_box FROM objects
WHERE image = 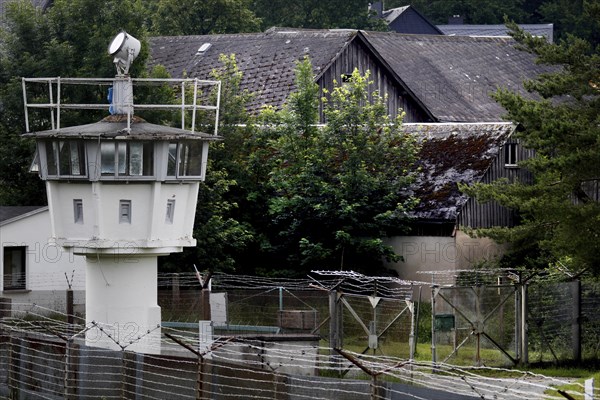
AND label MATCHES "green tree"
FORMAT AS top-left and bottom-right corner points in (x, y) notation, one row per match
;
(148, 0), (261, 35)
(463, 22), (600, 273)
(0, 0), (150, 205)
(252, 0), (388, 31)
(260, 58), (418, 274)
(160, 54), (259, 273)
(537, 0), (600, 45)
